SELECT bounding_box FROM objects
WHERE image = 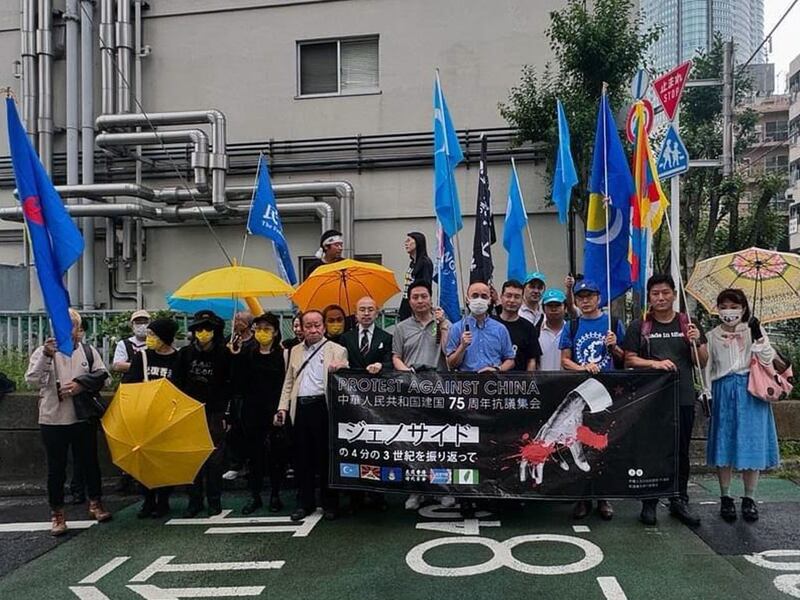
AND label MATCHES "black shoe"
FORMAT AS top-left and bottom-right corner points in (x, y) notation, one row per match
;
(741, 497), (759, 522)
(572, 500), (592, 520)
(669, 499), (701, 528)
(323, 509), (338, 521)
(720, 496), (737, 522)
(269, 495), (284, 513)
(207, 501), (223, 517)
(241, 496), (263, 515)
(290, 508), (308, 522)
(459, 500), (476, 519)
(183, 502), (203, 518)
(137, 502), (156, 519)
(640, 500), (657, 526)
(70, 493), (87, 506)
(597, 500), (614, 521)
(152, 502), (170, 518)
